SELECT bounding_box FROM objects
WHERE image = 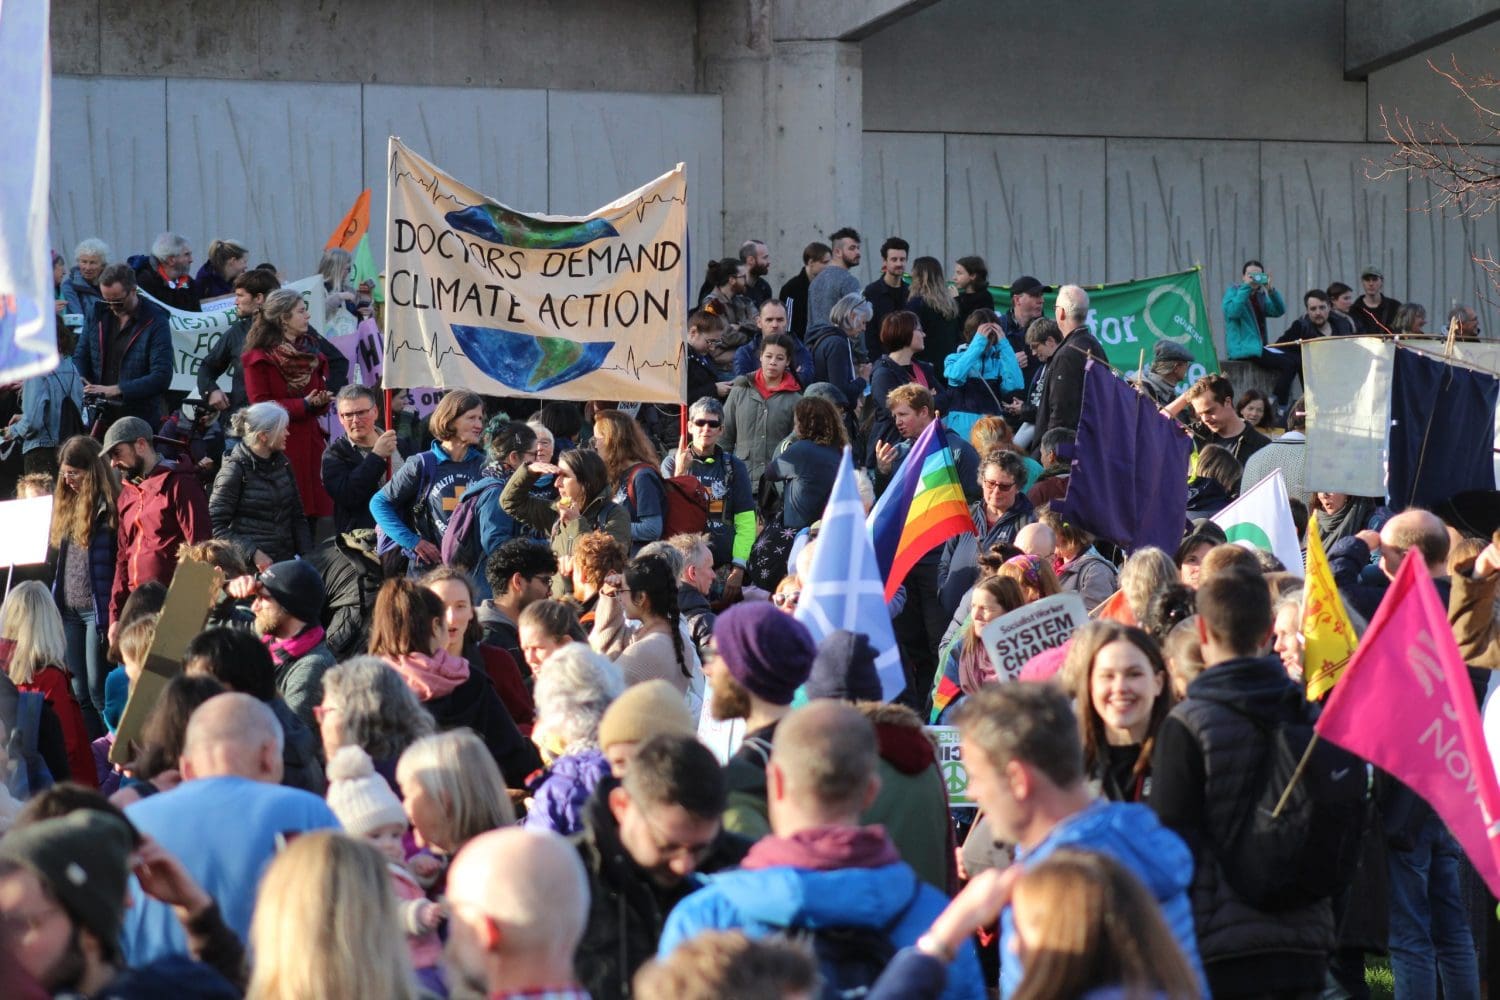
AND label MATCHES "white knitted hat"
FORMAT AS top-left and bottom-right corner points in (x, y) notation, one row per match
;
(325, 745), (407, 836)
